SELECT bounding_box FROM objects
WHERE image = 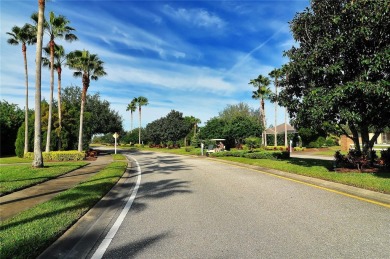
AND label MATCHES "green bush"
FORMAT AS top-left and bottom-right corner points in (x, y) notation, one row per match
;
(24, 151), (85, 161)
(210, 150), (289, 160)
(134, 144), (144, 148)
(185, 147), (192, 152)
